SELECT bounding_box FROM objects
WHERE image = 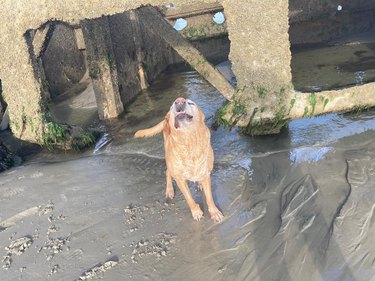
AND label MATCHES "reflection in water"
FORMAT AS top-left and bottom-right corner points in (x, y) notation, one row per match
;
(290, 147), (333, 164)
(289, 111), (375, 147)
